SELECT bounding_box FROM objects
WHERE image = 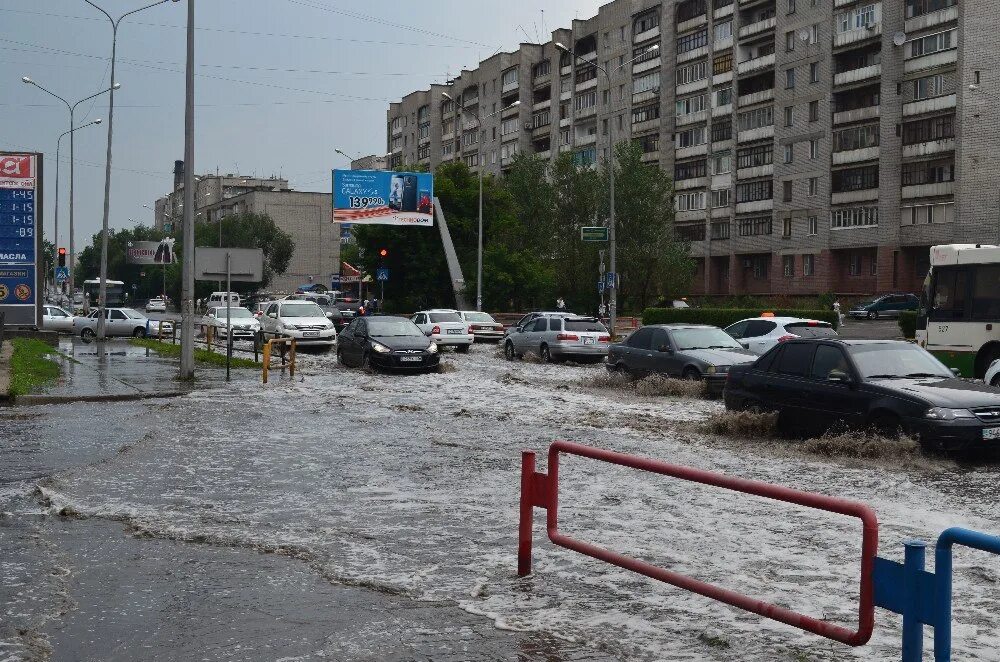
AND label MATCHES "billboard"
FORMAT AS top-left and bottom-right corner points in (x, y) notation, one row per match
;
(332, 169), (434, 227)
(0, 152), (41, 326)
(126, 239), (177, 265)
